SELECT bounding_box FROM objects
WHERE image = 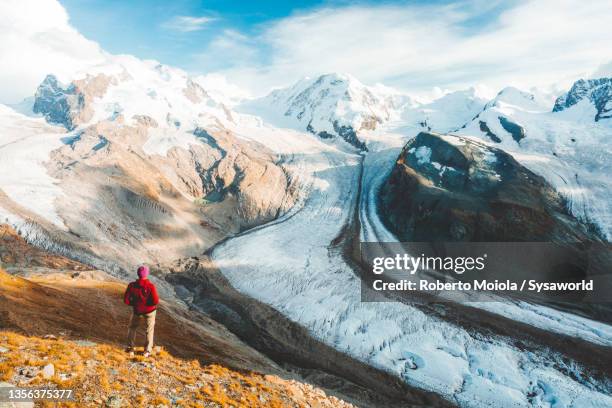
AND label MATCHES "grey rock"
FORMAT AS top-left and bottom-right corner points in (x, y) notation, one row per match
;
(72, 340), (97, 347)
(498, 116), (525, 143)
(58, 373), (73, 381)
(32, 75), (83, 130)
(478, 121), (501, 143)
(105, 395), (124, 408)
(41, 364), (55, 379)
(17, 367), (38, 379)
